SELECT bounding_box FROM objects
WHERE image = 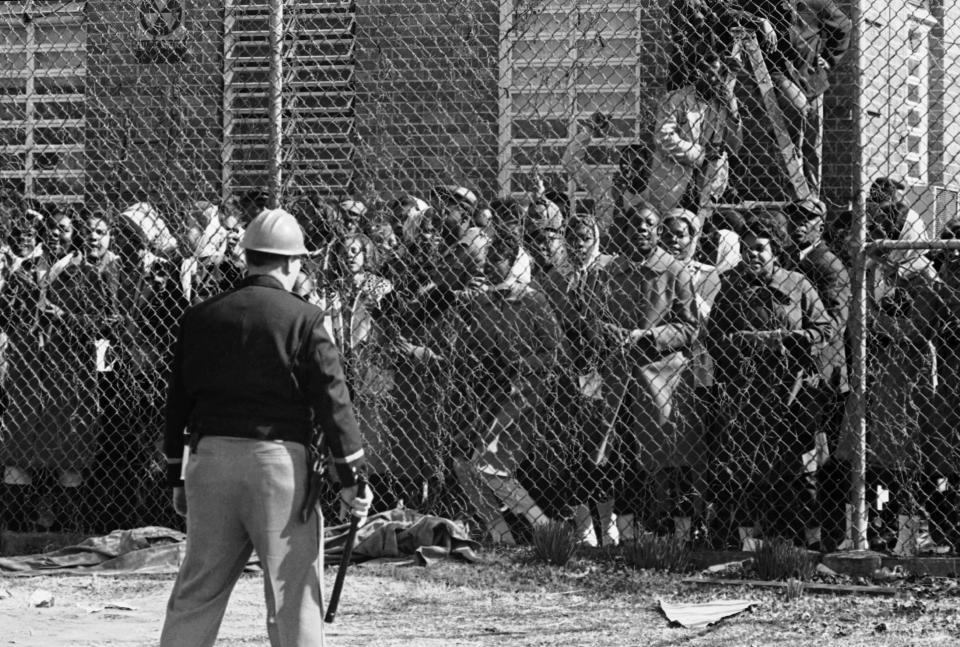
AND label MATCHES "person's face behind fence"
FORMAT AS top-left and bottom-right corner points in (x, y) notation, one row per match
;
(14, 227), (37, 258)
(567, 222), (597, 268)
(790, 216), (823, 250)
(443, 207), (470, 245)
(84, 217), (111, 262)
(660, 217), (693, 260)
(415, 214), (441, 258)
(741, 233), (777, 279)
(221, 214), (244, 255)
(48, 215), (73, 253)
(626, 208), (660, 259)
(344, 235), (366, 275)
